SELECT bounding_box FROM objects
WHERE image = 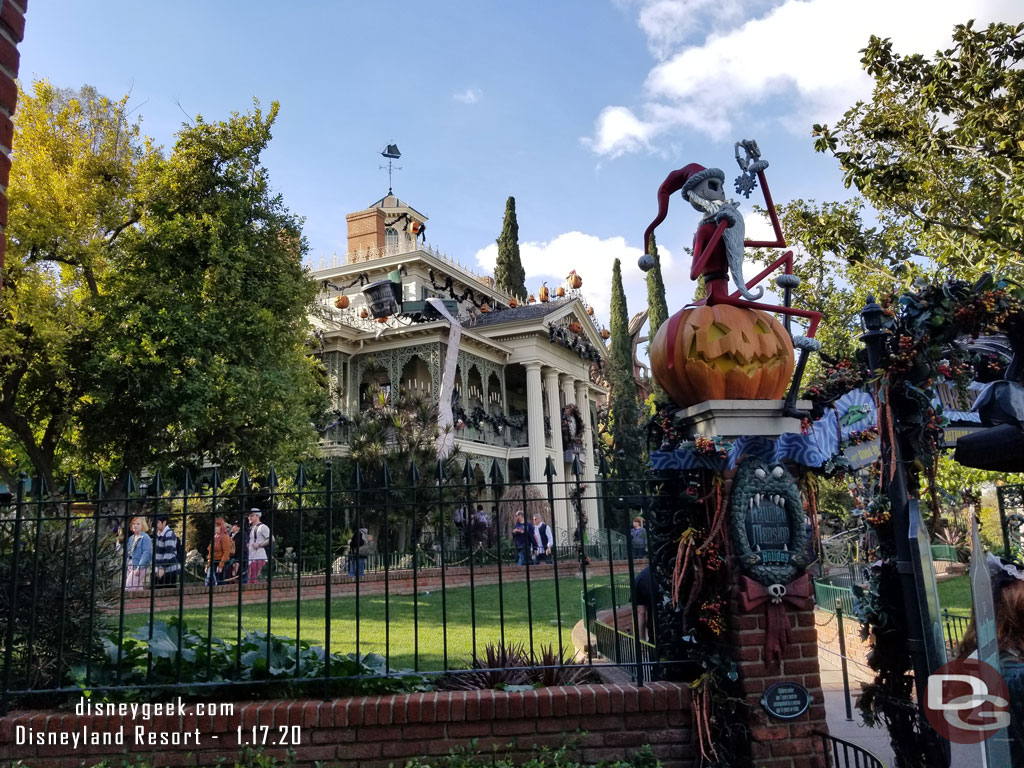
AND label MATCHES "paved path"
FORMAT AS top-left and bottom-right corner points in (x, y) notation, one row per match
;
(818, 650), (983, 767)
